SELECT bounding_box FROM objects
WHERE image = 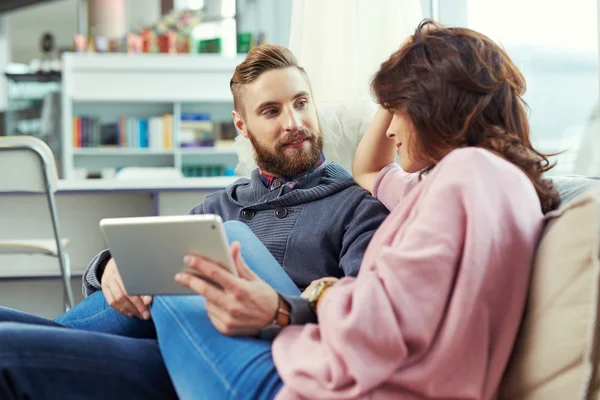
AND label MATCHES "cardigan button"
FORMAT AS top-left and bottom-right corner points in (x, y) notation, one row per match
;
(275, 207), (288, 219)
(240, 210), (255, 220)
